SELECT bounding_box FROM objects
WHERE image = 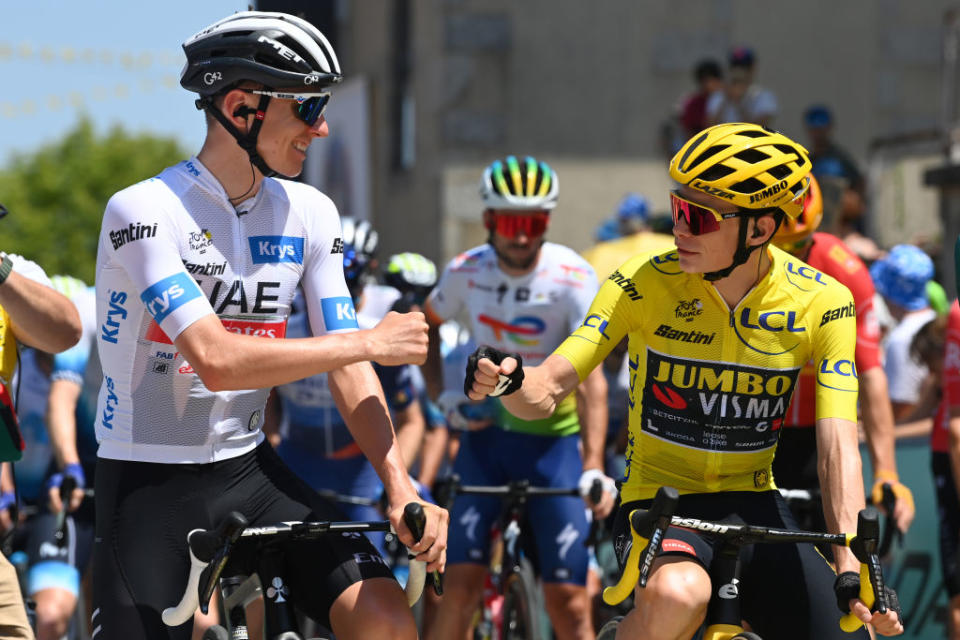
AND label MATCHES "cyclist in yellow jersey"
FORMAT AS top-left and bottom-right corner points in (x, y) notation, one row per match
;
(464, 124), (903, 639)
